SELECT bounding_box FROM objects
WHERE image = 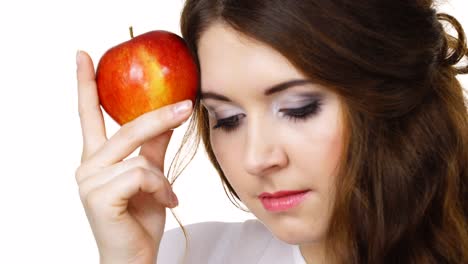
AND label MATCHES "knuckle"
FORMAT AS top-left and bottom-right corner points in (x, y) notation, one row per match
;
(75, 166), (86, 184)
(75, 163), (95, 184)
(151, 172), (166, 191)
(154, 172), (164, 185)
(85, 188), (102, 209)
(134, 156), (151, 169)
(130, 167), (148, 181)
(153, 168), (166, 180)
(130, 166), (165, 191)
(78, 186), (89, 204)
